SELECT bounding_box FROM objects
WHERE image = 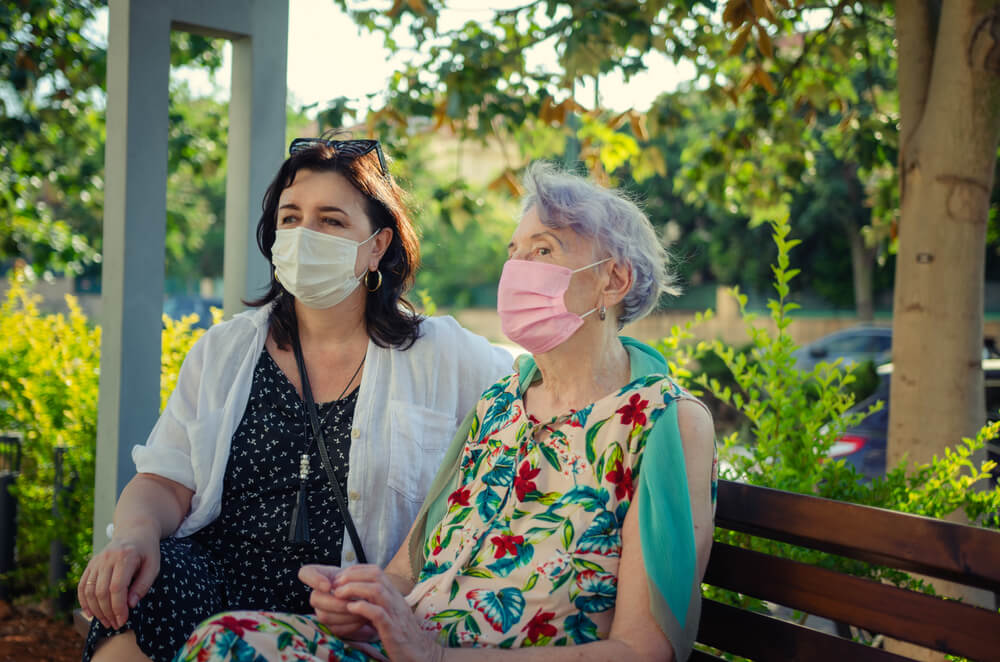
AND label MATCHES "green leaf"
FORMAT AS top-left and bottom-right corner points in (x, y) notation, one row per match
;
(430, 609), (470, 622)
(531, 511), (564, 523)
(524, 526), (557, 544)
(550, 569), (574, 593)
(535, 490), (561, 506)
(463, 567), (493, 578)
(597, 442), (624, 482)
(540, 443), (561, 471)
(574, 558), (604, 573)
(561, 520), (575, 548)
(585, 417), (610, 466)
